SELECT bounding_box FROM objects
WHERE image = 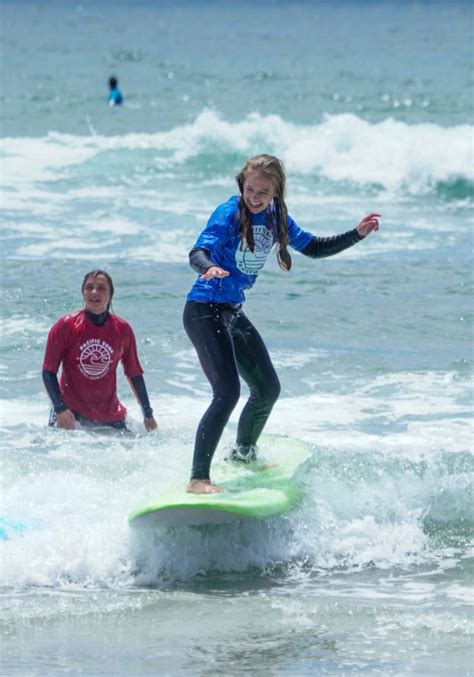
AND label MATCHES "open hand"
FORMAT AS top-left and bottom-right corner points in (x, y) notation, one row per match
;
(200, 266), (230, 280)
(357, 213), (381, 237)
